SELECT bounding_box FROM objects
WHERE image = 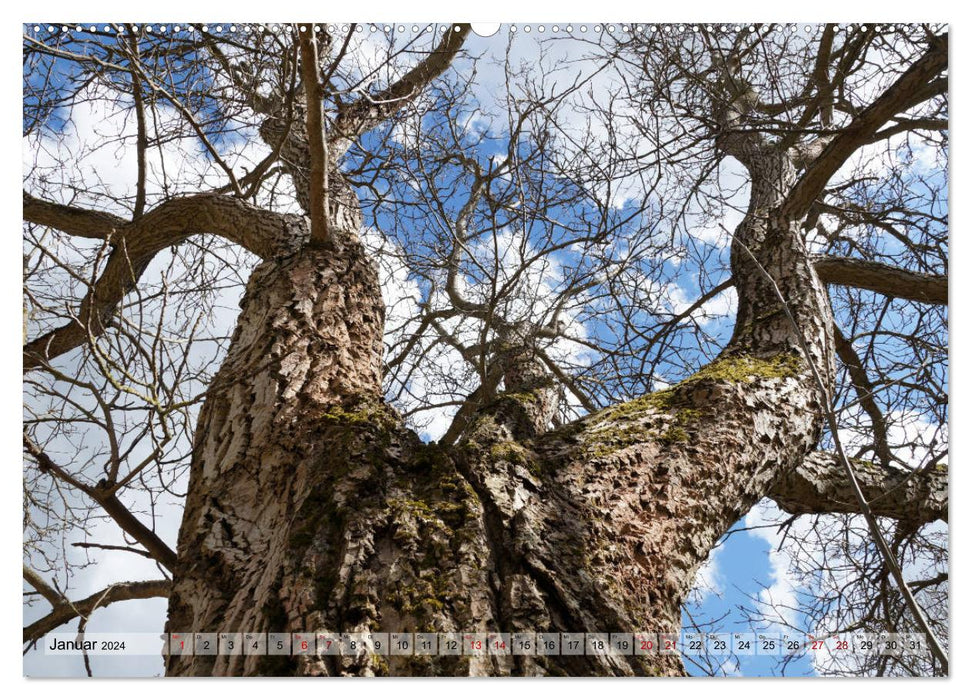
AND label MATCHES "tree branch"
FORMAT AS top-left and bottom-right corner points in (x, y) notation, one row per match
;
(814, 255), (947, 305)
(24, 434), (179, 571)
(331, 24), (469, 155)
(868, 116), (948, 144)
(23, 579), (171, 645)
(24, 191), (300, 258)
(781, 33), (948, 220)
(440, 364), (505, 446)
(23, 565), (64, 608)
(23, 191), (127, 240)
(95, 490), (178, 572)
(298, 25), (330, 246)
(770, 451), (947, 525)
(833, 323), (893, 467)
(24, 193), (306, 370)
(127, 30), (149, 219)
